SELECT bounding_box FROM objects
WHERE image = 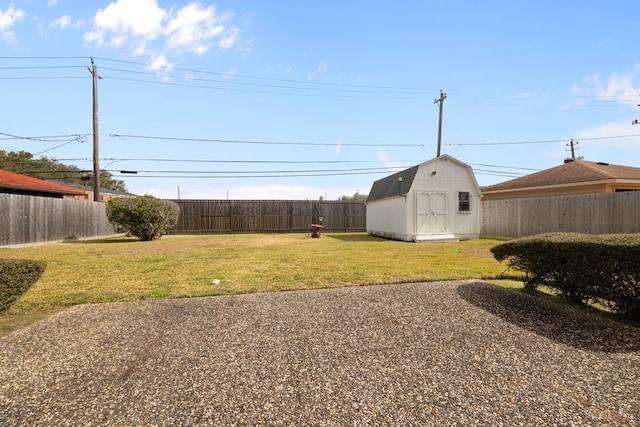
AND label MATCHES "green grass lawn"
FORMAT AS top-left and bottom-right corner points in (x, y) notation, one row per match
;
(2, 232), (636, 336)
(1, 233), (507, 314)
